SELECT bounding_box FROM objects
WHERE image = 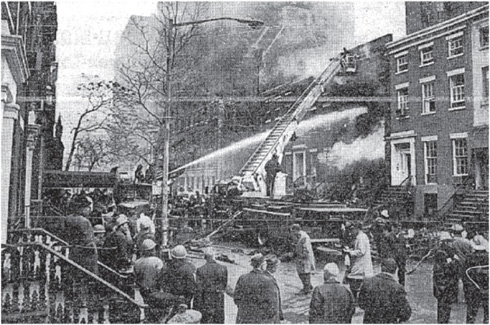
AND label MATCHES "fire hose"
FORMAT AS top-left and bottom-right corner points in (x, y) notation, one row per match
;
(466, 265), (489, 292)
